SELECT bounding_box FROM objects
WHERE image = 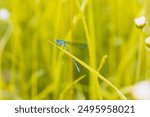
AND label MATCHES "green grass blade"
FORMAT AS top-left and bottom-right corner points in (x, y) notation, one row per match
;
(49, 40), (127, 100)
(59, 75), (86, 100)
